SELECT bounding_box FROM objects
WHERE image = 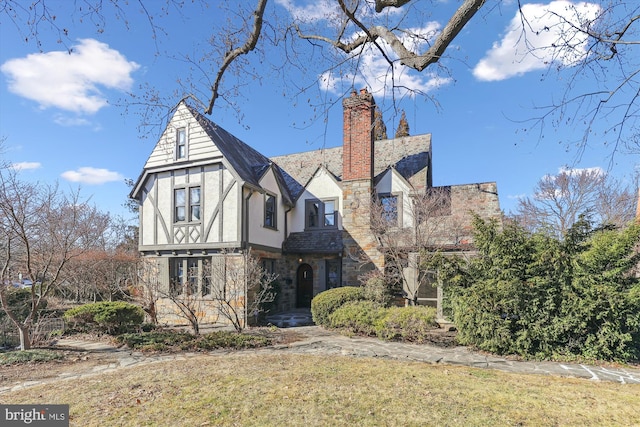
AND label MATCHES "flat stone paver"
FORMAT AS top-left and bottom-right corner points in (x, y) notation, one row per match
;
(2, 325), (639, 395)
